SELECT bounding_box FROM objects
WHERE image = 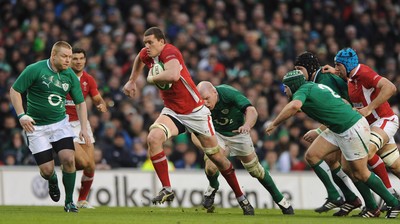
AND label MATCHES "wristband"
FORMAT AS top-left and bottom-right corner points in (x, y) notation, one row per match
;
(316, 128), (322, 134)
(17, 113), (25, 120)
